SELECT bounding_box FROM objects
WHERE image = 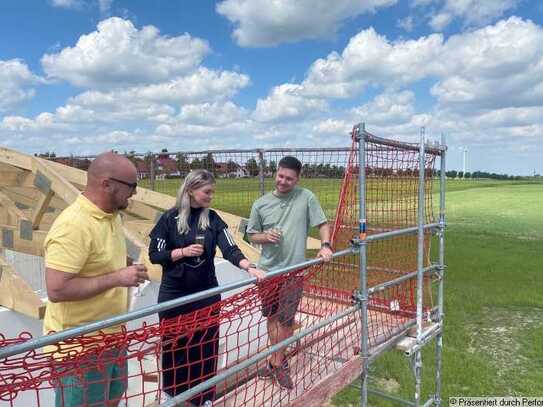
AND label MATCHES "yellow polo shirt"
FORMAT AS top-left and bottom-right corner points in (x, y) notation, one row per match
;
(43, 194), (128, 337)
